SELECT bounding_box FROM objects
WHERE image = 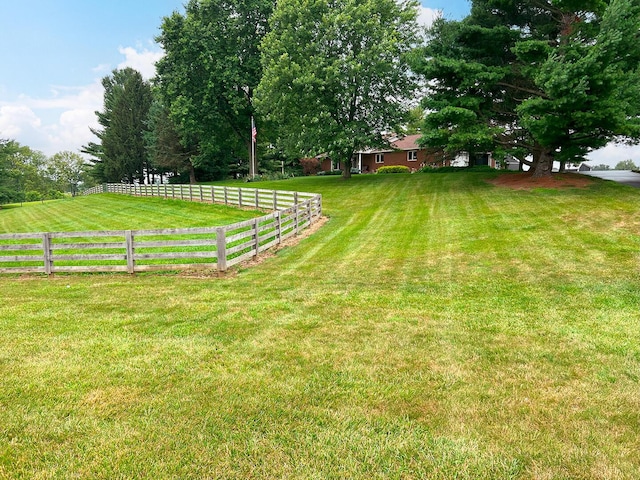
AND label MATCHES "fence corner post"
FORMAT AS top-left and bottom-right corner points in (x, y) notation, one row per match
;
(125, 230), (135, 274)
(216, 227), (227, 272)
